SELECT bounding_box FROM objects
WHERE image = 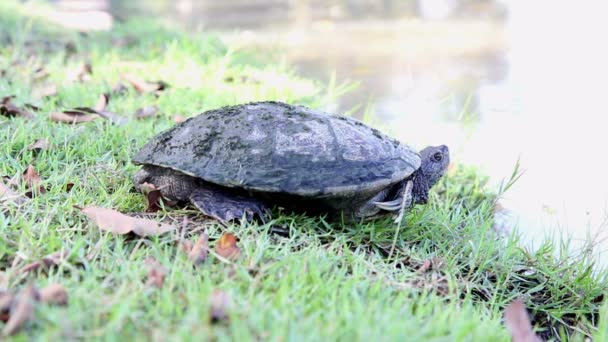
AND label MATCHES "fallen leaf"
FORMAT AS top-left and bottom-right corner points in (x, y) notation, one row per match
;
(65, 183), (74, 193)
(111, 82), (129, 95)
(38, 284), (68, 306)
(67, 62), (93, 82)
(139, 182), (177, 212)
(135, 105), (159, 119)
(416, 259), (432, 274)
(71, 107), (127, 125)
(180, 240), (194, 254)
(21, 250), (69, 274)
(80, 206), (174, 237)
(215, 233), (241, 261)
(32, 66), (49, 81)
(504, 299), (542, 342)
(173, 115), (186, 123)
(94, 93), (110, 112)
(0, 98), (35, 119)
(145, 257), (167, 288)
(3, 285), (39, 336)
(111, 36), (137, 48)
(49, 110), (97, 124)
(188, 233), (209, 265)
(121, 74), (168, 95)
(0, 181), (28, 206)
(32, 83), (58, 99)
(145, 189), (163, 212)
(209, 289), (230, 323)
(1, 95), (15, 105)
(23, 165), (46, 197)
(26, 139), (50, 152)
(0, 292), (13, 323)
